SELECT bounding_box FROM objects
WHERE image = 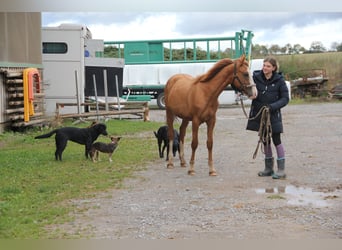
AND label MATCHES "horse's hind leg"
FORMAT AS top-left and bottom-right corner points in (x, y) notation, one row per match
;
(188, 120), (200, 175)
(179, 120), (188, 168)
